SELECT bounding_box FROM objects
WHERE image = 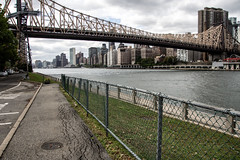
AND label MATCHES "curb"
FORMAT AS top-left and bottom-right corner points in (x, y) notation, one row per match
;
(0, 83), (43, 158)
